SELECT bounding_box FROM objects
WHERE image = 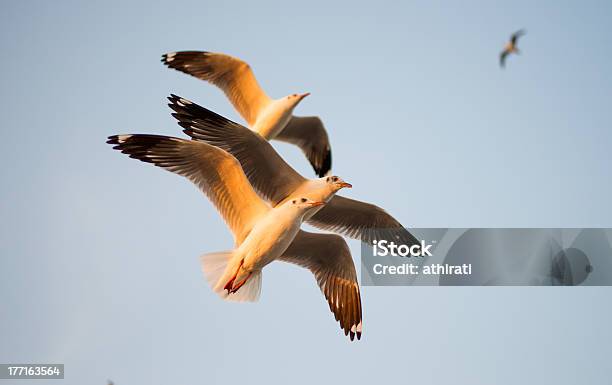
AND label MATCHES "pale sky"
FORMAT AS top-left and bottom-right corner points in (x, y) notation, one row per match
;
(1, 1), (611, 384)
